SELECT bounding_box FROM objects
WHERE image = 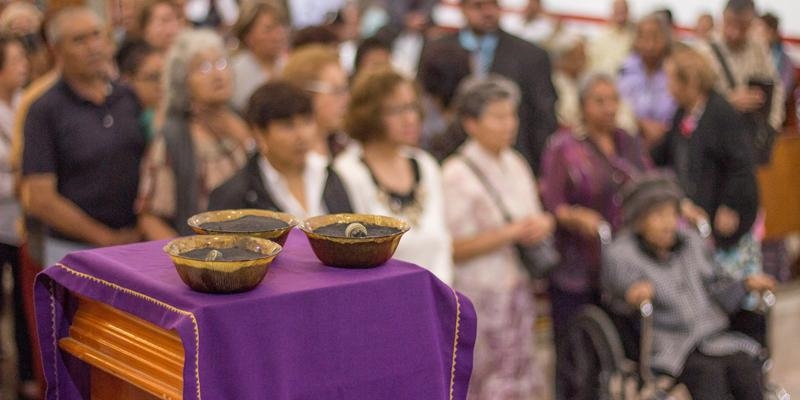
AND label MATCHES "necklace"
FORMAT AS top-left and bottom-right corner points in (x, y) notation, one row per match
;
(362, 157), (426, 226)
